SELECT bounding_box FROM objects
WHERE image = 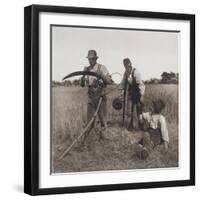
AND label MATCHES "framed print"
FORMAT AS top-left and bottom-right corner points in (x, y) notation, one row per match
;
(24, 4), (195, 195)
